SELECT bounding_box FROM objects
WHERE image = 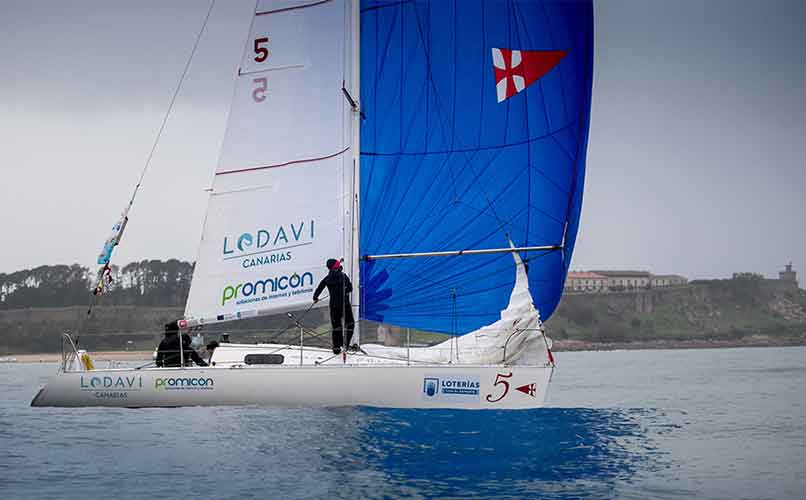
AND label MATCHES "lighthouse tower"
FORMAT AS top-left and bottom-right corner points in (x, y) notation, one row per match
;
(779, 262), (798, 289)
